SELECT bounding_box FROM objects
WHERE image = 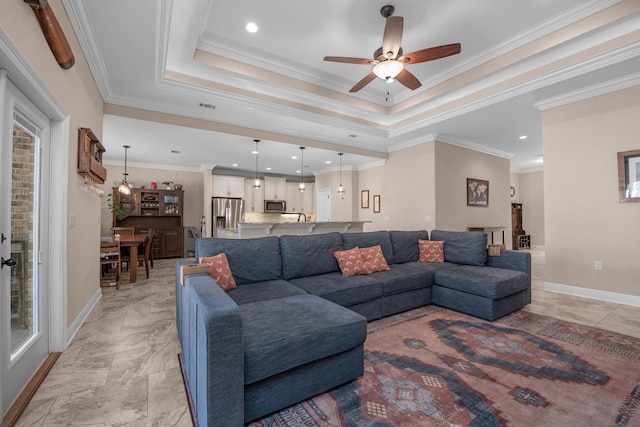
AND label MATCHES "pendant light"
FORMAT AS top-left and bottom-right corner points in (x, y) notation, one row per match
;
(252, 139), (261, 189)
(337, 152), (345, 197)
(118, 145), (131, 195)
(298, 147), (306, 192)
